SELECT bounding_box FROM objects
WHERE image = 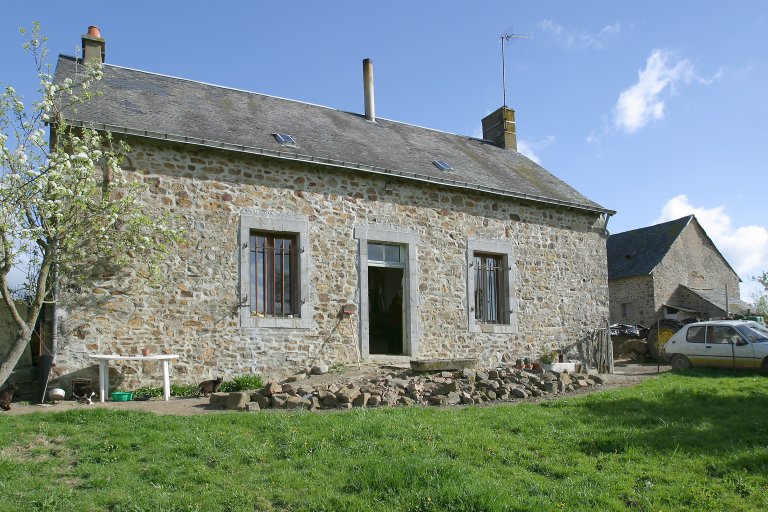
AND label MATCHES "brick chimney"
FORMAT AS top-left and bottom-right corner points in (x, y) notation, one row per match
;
(81, 25), (105, 64)
(481, 106), (517, 151)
